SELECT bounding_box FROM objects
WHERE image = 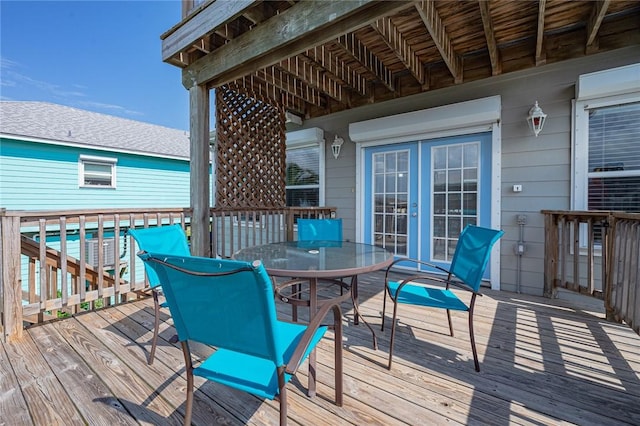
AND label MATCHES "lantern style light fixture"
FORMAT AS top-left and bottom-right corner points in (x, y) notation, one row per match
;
(331, 134), (344, 159)
(527, 101), (547, 137)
